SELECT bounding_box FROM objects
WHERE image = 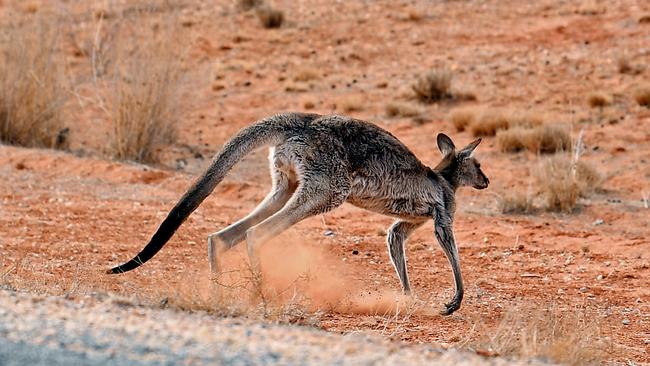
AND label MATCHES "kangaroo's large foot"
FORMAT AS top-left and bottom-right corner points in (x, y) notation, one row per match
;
(440, 299), (461, 316)
(208, 234), (229, 275)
